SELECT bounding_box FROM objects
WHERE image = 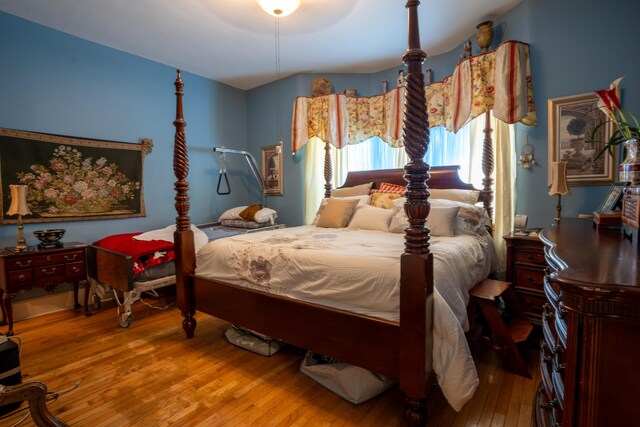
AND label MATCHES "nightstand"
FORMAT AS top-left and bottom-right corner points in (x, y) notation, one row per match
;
(503, 233), (546, 325)
(0, 242), (89, 336)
